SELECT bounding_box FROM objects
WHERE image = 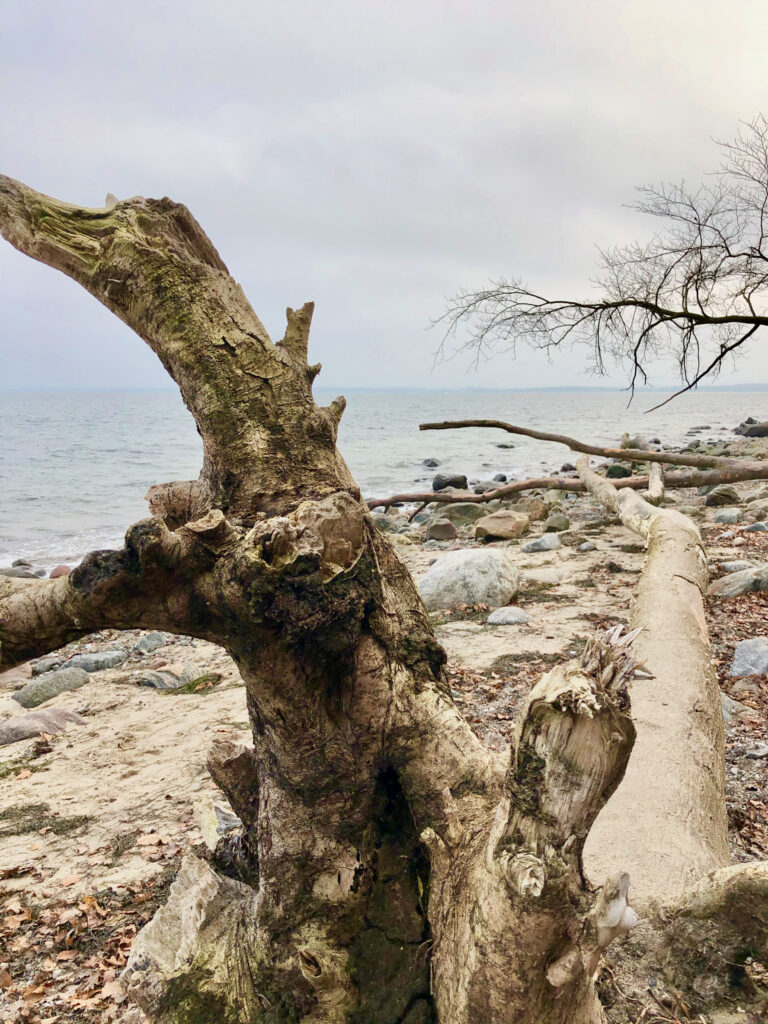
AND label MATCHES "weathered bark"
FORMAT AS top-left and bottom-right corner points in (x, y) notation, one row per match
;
(620, 433), (664, 505)
(0, 177), (761, 1023)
